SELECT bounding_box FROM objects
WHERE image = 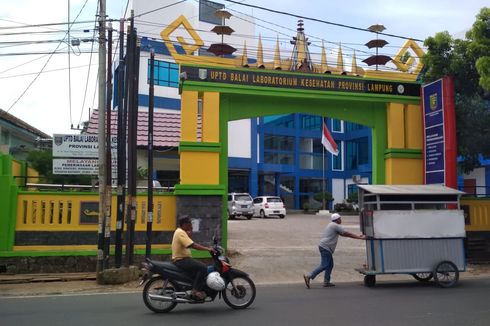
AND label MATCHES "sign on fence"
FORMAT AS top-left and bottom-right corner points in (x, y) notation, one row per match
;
(53, 158), (118, 176)
(52, 134), (117, 158)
